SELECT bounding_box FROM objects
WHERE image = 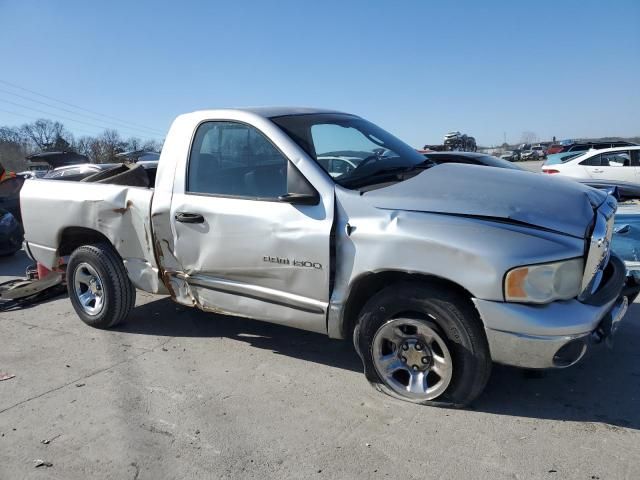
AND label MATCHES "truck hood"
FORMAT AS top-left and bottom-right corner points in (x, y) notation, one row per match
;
(363, 163), (606, 238)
